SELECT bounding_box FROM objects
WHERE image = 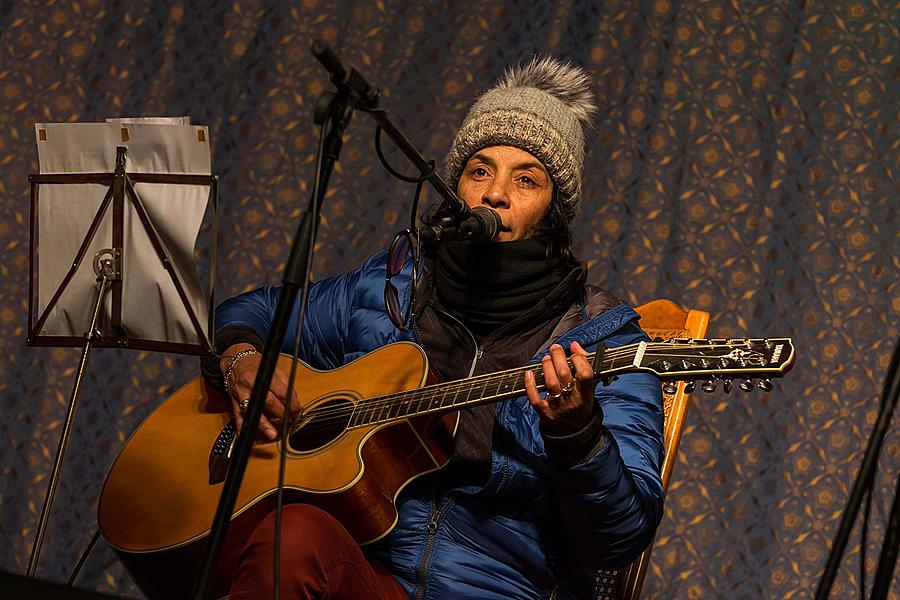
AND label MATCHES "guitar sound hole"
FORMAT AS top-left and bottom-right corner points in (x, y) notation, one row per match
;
(288, 398), (354, 452)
